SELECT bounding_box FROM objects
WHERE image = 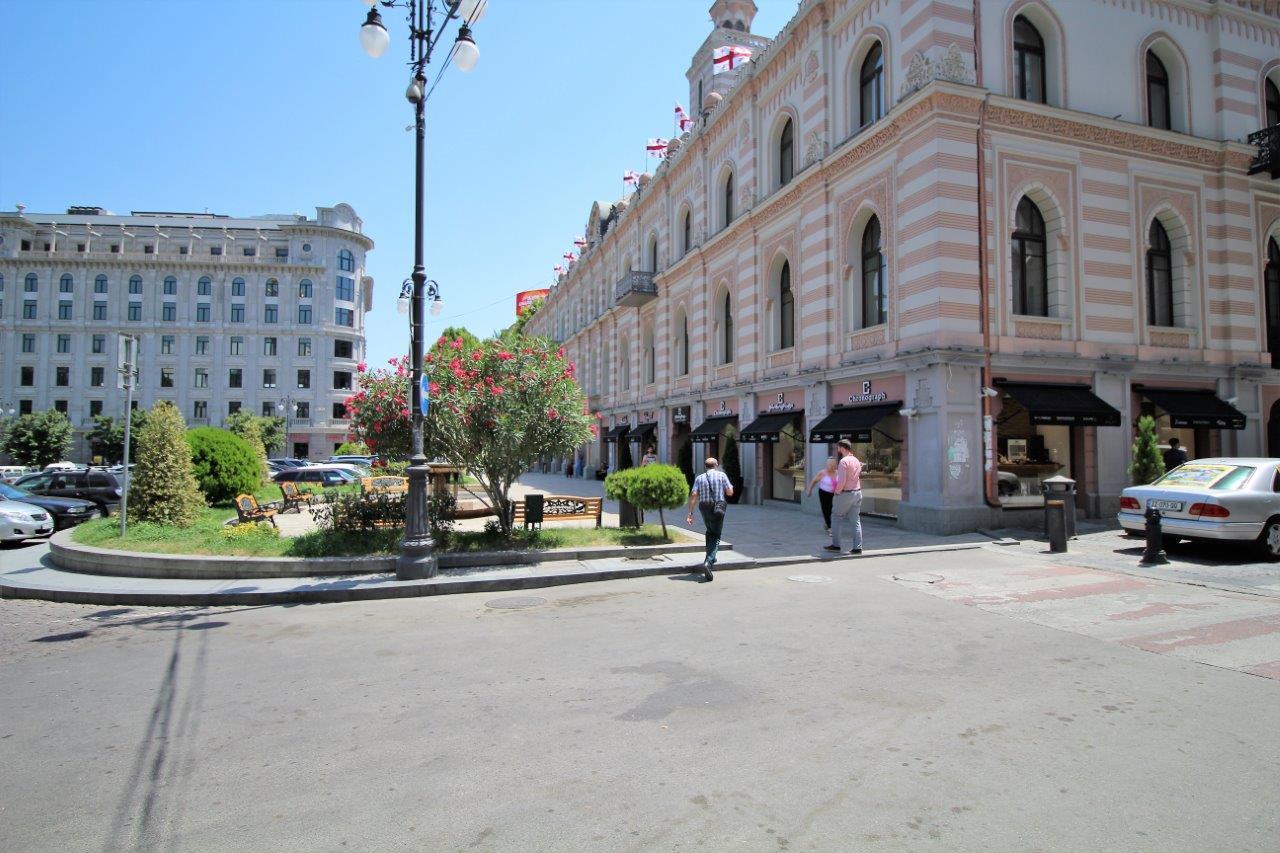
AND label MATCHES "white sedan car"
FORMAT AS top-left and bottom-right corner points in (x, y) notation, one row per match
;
(1117, 458), (1280, 559)
(0, 498), (55, 543)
